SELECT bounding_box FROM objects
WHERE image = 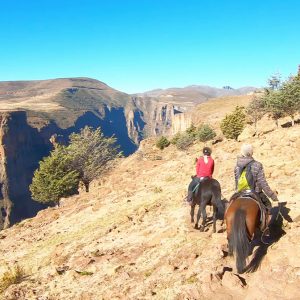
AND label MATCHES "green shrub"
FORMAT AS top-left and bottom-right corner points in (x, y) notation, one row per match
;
(220, 106), (246, 140)
(263, 74), (300, 125)
(30, 126), (122, 204)
(156, 136), (170, 150)
(30, 146), (79, 205)
(185, 124), (197, 138)
(67, 127), (122, 192)
(170, 133), (181, 145)
(196, 124), (216, 142)
(246, 95), (266, 129)
(175, 133), (194, 150)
